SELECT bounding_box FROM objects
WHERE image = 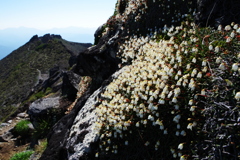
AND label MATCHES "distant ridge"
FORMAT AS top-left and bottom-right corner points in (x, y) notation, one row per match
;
(0, 34), (91, 121)
(0, 27), (95, 60)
